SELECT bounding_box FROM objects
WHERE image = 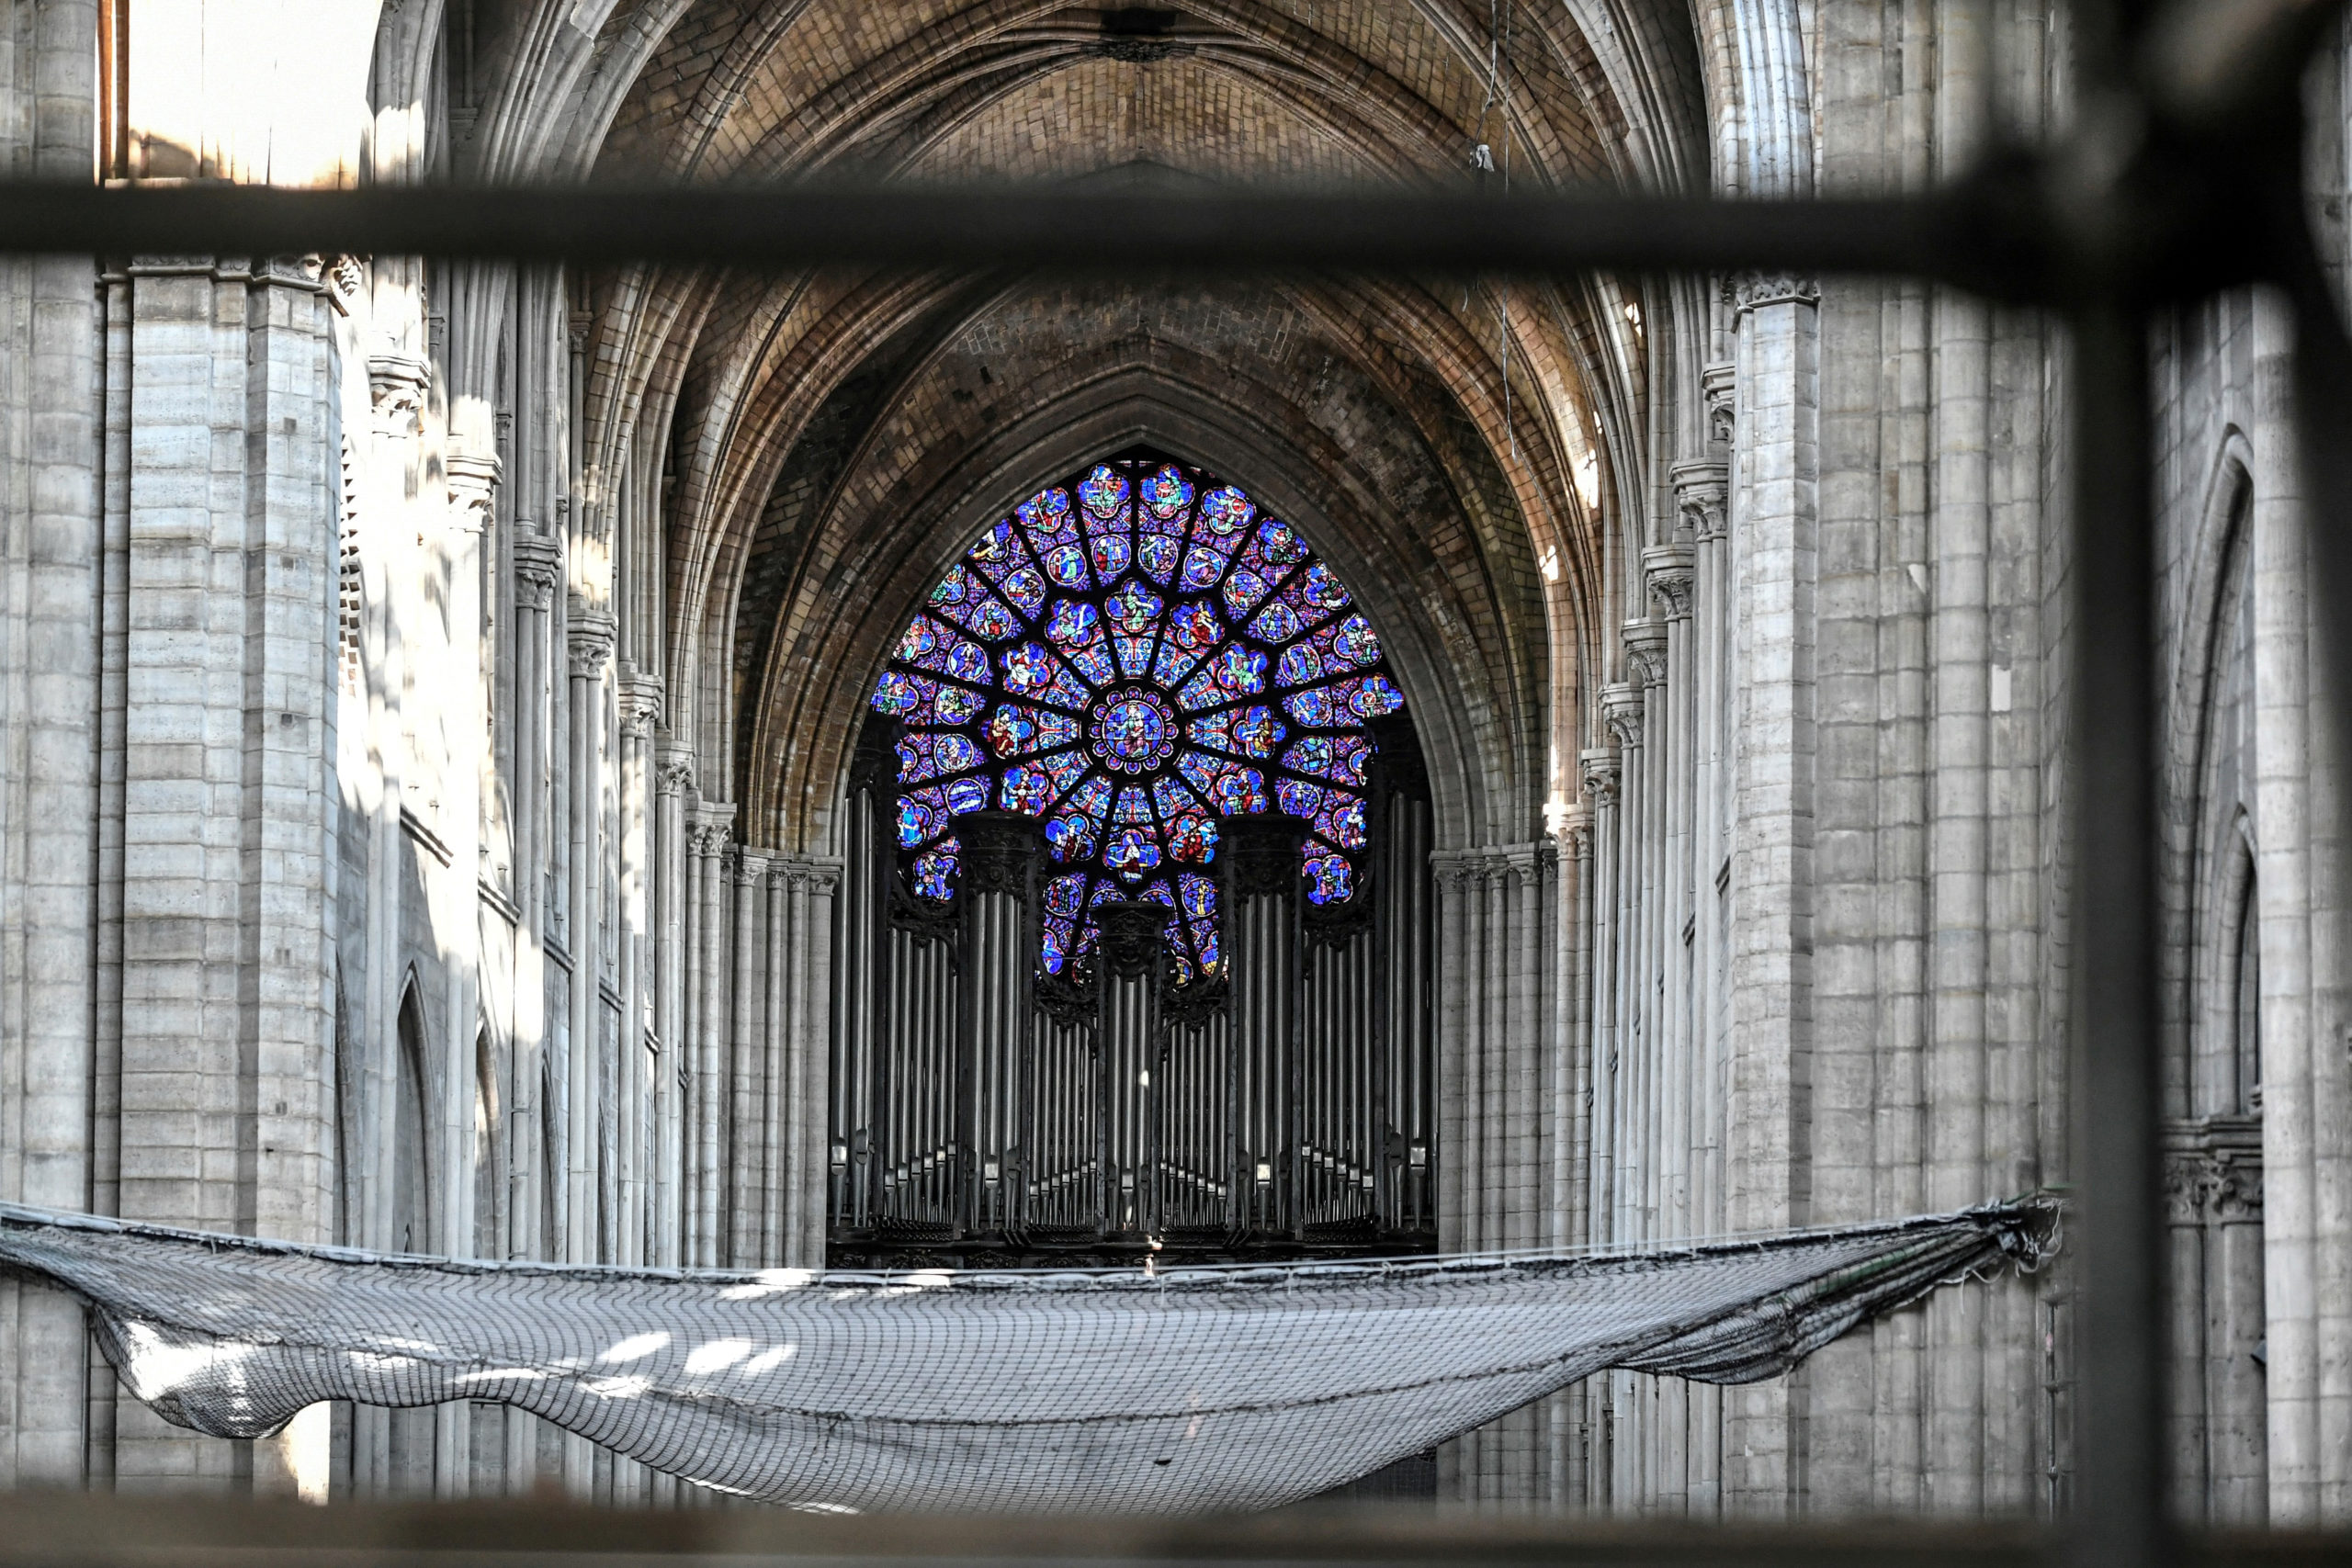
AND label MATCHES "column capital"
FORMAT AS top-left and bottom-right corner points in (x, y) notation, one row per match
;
(618, 663), (664, 737)
(1725, 270), (1819, 315)
(1669, 459), (1729, 542)
(771, 852), (844, 894)
(513, 534), (562, 609)
(1701, 363), (1736, 450)
(1600, 681), (1645, 747)
(567, 608), (616, 681)
(1643, 543), (1695, 619)
(1622, 618), (1669, 690)
(1579, 745), (1621, 803)
(367, 352), (431, 430)
(656, 743), (696, 798)
(446, 451), (501, 535)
